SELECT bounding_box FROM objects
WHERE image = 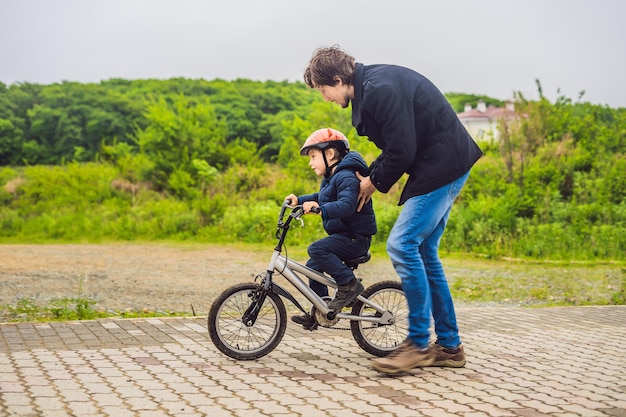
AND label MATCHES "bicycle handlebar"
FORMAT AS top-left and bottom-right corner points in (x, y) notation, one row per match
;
(276, 200), (320, 243)
(282, 199), (320, 215)
(278, 199), (321, 229)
